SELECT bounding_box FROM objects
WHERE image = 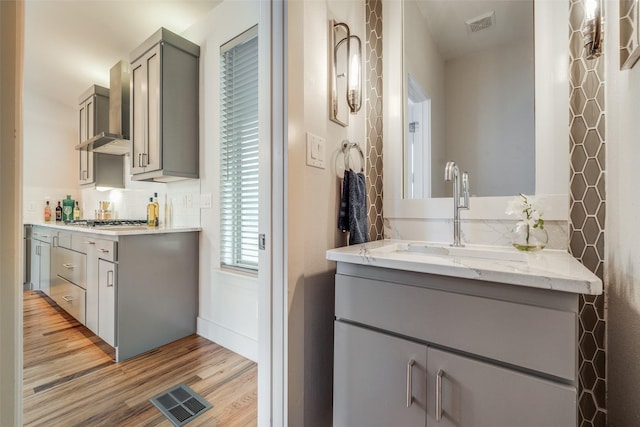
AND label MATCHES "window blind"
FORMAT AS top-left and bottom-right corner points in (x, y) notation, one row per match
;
(220, 26), (259, 272)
